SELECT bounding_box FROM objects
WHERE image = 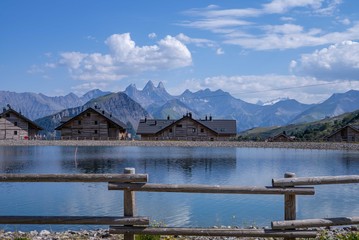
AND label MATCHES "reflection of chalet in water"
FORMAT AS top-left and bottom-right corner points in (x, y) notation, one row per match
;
(326, 125), (359, 142)
(0, 106), (43, 140)
(55, 107), (127, 140)
(137, 113), (236, 141)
